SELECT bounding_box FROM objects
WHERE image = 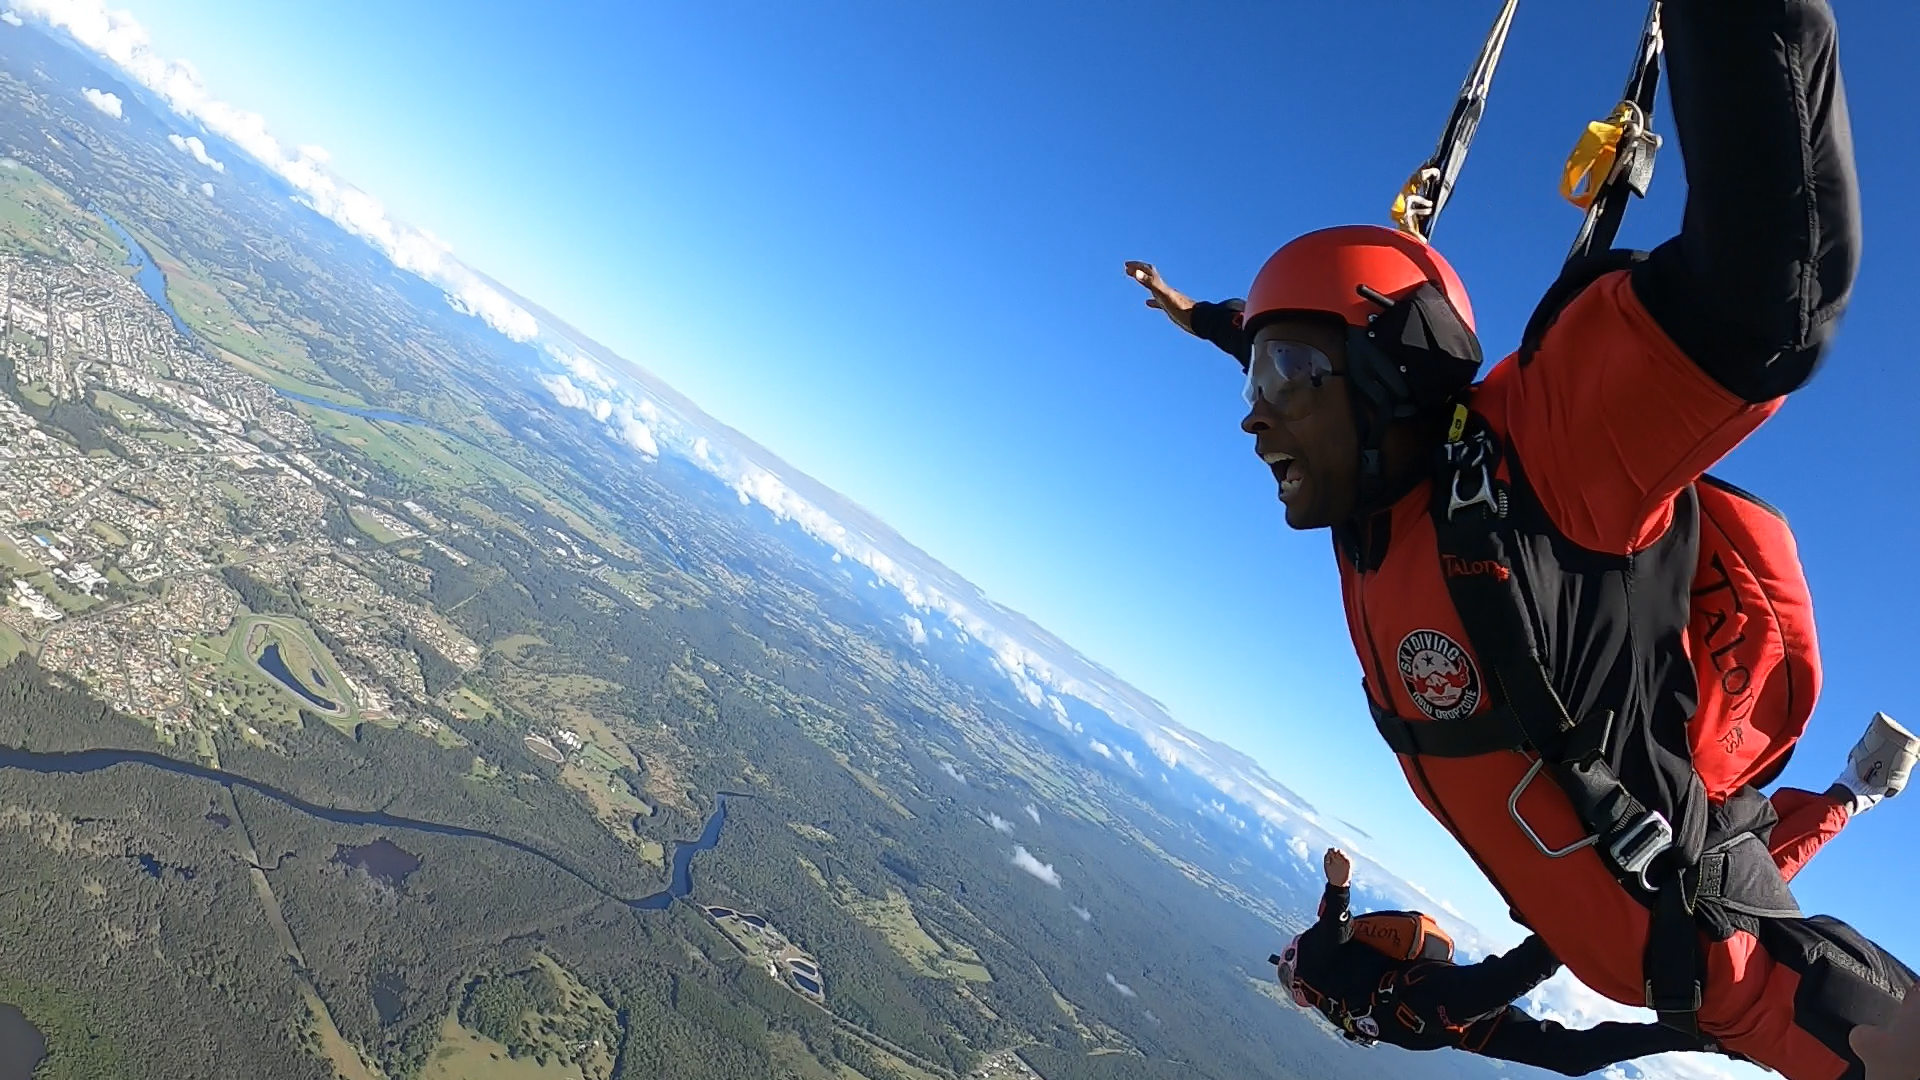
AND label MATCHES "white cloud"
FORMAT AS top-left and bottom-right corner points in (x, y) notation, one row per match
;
(1011, 846), (1060, 887)
(540, 374), (590, 412)
(2, 11), (23, 26)
(1118, 748), (1139, 772)
(549, 347), (614, 393)
(80, 87), (121, 117)
(17, 0), (539, 340)
(1071, 905), (1091, 922)
(1024, 804), (1040, 825)
(1286, 835), (1310, 863)
(986, 813), (1013, 834)
(296, 143), (330, 164)
(903, 616), (926, 645)
(167, 132), (224, 171)
(1104, 973), (1137, 998)
(590, 398), (612, 422)
(200, 181), (213, 197)
(1088, 740), (1112, 759)
(940, 761), (966, 785)
(612, 408), (659, 458)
